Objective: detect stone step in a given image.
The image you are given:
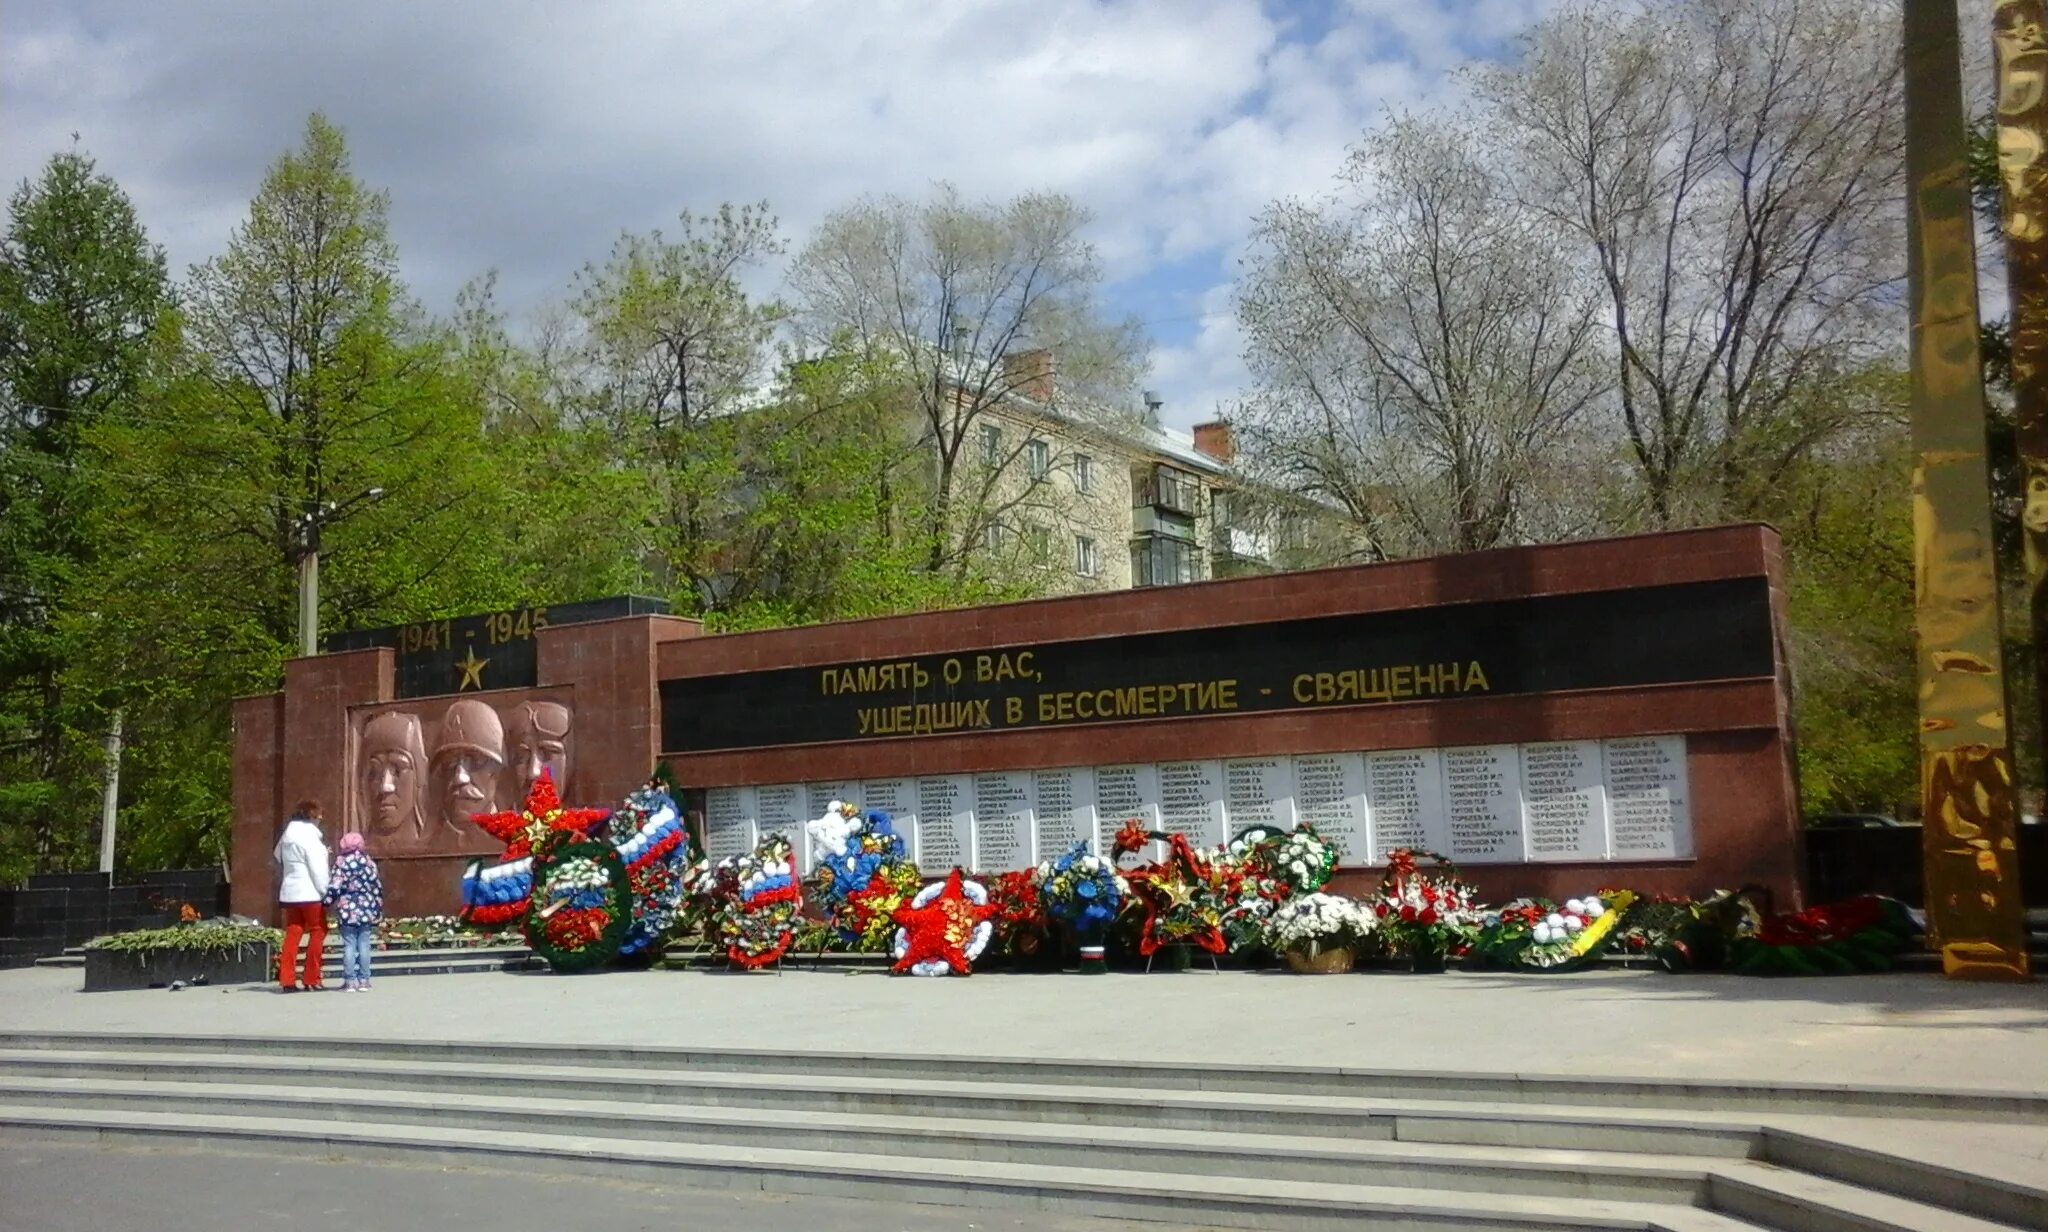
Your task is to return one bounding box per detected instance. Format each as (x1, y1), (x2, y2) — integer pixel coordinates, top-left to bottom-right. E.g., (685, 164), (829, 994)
(0, 1049), (1765, 1152)
(0, 1104), (1775, 1232)
(1, 1030), (2032, 1124)
(0, 1075), (1718, 1205)
(0, 1047), (2035, 1232)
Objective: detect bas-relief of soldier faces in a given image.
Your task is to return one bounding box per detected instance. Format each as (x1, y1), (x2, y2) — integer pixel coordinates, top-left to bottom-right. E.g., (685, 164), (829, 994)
(355, 697), (573, 853)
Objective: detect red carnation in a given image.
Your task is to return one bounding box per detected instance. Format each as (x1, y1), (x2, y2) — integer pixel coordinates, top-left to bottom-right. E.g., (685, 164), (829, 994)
(1420, 906), (1439, 925)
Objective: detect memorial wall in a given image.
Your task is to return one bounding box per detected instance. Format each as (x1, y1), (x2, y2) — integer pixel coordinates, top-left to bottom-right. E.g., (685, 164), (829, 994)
(232, 522), (1803, 919)
(656, 523), (1802, 907)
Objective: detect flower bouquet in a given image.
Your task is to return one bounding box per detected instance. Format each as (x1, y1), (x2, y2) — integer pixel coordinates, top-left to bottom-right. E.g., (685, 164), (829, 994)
(985, 869), (1054, 966)
(1246, 824), (1340, 899)
(1374, 848), (1483, 972)
(1033, 841), (1128, 973)
(805, 803), (920, 952)
(1601, 892), (1703, 970)
(1265, 893), (1376, 973)
(1473, 891), (1634, 972)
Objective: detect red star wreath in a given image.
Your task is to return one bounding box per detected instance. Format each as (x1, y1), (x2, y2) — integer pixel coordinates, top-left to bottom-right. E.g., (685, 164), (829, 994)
(472, 768), (611, 862)
(889, 869), (996, 976)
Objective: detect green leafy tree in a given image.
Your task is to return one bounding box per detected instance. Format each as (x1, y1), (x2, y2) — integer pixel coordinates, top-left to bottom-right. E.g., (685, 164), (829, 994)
(72, 114), (525, 869)
(0, 148), (168, 879)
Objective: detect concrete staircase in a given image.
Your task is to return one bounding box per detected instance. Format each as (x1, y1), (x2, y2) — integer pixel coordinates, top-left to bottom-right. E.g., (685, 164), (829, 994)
(0, 1032), (2037, 1232)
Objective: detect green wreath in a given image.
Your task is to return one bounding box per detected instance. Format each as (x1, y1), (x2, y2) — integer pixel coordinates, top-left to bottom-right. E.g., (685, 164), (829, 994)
(525, 838), (632, 973)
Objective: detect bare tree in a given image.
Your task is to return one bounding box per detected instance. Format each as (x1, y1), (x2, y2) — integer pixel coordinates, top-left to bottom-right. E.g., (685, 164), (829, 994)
(1235, 115), (1607, 556)
(553, 203), (786, 607)
(789, 184), (1144, 575)
(1475, 0), (1904, 524)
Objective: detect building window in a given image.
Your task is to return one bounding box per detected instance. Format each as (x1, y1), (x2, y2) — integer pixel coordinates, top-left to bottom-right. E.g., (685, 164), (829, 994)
(1131, 533), (1202, 587)
(1026, 438), (1050, 481)
(983, 521), (1005, 552)
(1148, 464), (1201, 515)
(1074, 453), (1095, 494)
(980, 423), (1003, 466)
(1027, 522), (1051, 561)
(1074, 535), (1098, 578)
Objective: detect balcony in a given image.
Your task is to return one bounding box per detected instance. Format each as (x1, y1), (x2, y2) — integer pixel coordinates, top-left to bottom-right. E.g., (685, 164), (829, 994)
(1136, 463), (1202, 517)
(1131, 532), (1205, 587)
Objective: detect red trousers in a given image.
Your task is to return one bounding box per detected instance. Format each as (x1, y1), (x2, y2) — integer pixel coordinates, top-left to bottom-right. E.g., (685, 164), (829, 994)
(279, 902), (326, 988)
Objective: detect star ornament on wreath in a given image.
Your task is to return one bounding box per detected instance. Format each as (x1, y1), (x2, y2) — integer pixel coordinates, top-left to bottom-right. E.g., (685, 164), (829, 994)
(471, 768), (610, 862)
(889, 869), (996, 976)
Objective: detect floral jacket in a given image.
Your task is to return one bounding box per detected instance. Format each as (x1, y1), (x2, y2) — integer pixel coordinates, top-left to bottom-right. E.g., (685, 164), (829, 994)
(326, 850), (384, 928)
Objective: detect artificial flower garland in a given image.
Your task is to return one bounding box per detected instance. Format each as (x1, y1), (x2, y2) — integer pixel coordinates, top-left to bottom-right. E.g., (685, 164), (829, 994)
(1474, 891), (1635, 971)
(805, 803), (920, 951)
(889, 869), (996, 976)
(1033, 841), (1128, 971)
(1112, 820), (1237, 956)
(523, 836), (631, 973)
(460, 770), (611, 930)
(606, 785), (694, 957)
(720, 835), (802, 970)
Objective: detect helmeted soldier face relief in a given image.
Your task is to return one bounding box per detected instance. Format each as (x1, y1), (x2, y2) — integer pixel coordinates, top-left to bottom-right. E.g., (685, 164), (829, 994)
(359, 711), (427, 840)
(507, 700), (571, 804)
(431, 699), (505, 830)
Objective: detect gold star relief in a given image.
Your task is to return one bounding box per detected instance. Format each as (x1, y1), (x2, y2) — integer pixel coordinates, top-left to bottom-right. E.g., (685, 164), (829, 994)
(455, 647), (488, 691)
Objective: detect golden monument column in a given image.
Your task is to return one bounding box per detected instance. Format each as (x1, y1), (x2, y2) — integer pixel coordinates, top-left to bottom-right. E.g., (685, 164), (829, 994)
(1904, 0), (2031, 980)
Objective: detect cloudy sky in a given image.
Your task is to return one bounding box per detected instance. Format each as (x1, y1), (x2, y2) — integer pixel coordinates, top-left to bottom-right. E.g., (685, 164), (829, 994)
(3, 0), (1551, 430)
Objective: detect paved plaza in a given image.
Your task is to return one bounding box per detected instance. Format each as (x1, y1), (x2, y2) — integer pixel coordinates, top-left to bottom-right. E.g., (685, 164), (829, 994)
(3, 963), (2043, 1093)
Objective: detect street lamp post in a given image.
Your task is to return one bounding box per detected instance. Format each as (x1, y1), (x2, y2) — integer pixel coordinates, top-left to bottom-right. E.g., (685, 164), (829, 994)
(294, 487), (384, 658)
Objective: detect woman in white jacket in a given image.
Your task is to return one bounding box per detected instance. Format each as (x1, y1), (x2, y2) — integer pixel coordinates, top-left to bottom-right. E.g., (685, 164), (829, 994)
(274, 799), (332, 991)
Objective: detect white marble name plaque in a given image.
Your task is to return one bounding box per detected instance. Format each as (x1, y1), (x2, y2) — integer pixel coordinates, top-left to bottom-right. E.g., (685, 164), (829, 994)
(1519, 741), (1609, 862)
(1603, 735), (1693, 859)
(752, 783), (807, 862)
(1291, 753), (1369, 865)
(1365, 748), (1448, 856)
(860, 777), (917, 832)
(1157, 759), (1226, 846)
(1442, 744), (1523, 864)
(703, 786), (756, 861)
(972, 770), (1036, 872)
(1031, 766), (1095, 860)
(1094, 763), (1161, 868)
(914, 774), (975, 871)
(1222, 757), (1297, 834)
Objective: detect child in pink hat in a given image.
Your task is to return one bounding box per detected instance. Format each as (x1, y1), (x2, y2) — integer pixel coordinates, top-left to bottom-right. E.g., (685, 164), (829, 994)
(326, 831), (384, 991)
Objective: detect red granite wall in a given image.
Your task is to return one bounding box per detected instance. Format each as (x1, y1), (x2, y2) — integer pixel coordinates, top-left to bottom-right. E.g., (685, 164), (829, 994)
(654, 524), (1806, 906)
(232, 526), (1806, 920)
(230, 615), (701, 921)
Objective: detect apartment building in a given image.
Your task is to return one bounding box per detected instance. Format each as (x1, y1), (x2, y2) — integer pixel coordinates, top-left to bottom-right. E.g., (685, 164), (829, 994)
(959, 349), (1347, 597)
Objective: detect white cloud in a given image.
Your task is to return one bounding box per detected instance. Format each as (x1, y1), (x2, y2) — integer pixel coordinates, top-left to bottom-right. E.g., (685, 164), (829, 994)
(0, 0), (1548, 426)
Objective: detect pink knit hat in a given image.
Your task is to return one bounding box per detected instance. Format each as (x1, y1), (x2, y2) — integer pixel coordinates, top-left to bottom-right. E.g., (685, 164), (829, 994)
(337, 831), (366, 855)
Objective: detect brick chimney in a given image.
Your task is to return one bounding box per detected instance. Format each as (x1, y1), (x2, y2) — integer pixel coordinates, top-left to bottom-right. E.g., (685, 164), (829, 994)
(1192, 418), (1236, 464)
(1001, 348), (1055, 402)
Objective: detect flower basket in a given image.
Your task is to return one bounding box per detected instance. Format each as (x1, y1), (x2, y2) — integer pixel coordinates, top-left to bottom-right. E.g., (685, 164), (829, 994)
(1285, 945), (1355, 974)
